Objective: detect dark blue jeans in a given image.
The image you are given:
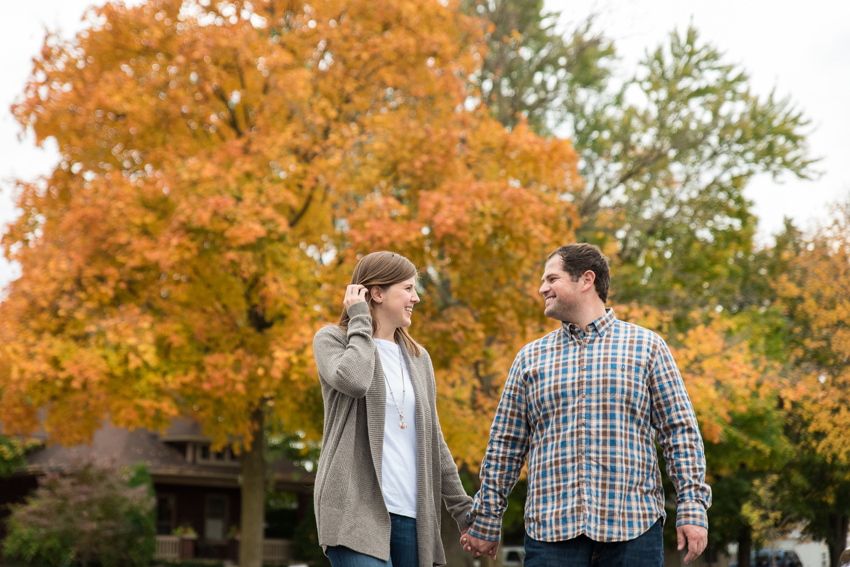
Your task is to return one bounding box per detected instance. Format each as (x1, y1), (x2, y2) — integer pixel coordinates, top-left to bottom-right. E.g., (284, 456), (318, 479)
(524, 519), (663, 567)
(326, 513), (418, 567)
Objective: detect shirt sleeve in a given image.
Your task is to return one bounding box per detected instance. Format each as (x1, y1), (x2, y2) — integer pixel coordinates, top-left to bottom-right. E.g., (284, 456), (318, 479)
(466, 351), (531, 542)
(647, 337), (712, 529)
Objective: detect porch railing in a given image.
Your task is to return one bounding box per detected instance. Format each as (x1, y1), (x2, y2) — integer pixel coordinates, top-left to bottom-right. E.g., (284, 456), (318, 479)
(154, 535), (181, 559)
(154, 535), (293, 563)
(263, 538), (293, 563)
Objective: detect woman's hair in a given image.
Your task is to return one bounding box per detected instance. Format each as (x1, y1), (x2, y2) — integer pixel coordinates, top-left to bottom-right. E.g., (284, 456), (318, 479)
(338, 251), (422, 356)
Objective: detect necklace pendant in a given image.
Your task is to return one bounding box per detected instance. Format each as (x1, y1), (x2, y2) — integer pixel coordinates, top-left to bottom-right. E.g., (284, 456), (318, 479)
(399, 418), (406, 430)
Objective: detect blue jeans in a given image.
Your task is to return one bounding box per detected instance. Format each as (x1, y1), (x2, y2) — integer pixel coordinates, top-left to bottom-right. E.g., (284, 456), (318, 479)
(326, 513), (418, 567)
(524, 519), (663, 567)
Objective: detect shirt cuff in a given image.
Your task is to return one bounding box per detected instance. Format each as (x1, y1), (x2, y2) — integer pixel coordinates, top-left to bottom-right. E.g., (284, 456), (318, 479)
(676, 502), (708, 529)
(465, 512), (502, 542)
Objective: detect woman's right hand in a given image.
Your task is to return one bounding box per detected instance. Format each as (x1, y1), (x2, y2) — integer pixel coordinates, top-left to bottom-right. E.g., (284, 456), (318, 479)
(343, 284), (368, 310)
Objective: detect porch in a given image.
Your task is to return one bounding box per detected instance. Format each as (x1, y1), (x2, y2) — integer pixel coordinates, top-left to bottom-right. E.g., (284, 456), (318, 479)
(155, 535), (293, 564)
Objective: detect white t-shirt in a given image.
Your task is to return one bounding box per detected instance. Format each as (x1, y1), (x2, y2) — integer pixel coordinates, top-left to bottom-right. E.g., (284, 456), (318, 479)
(374, 338), (418, 518)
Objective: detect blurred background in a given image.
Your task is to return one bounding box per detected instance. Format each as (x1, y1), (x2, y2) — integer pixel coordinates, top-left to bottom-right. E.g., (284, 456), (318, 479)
(0, 1), (849, 567)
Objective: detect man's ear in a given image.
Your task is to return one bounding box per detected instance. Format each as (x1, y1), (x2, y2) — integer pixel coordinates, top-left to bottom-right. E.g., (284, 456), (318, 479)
(580, 270), (596, 293)
(370, 286), (383, 304)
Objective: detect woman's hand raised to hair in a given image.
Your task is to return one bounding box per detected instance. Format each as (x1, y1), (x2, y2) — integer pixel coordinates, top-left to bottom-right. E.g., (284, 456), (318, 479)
(343, 285), (368, 310)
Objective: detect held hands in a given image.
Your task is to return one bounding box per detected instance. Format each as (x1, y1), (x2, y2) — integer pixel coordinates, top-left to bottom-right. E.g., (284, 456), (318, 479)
(460, 529), (499, 560)
(343, 284), (368, 310)
(677, 524), (708, 564)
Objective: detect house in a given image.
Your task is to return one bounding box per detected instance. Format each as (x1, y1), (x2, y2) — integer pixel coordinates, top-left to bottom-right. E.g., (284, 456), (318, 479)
(0, 419), (314, 564)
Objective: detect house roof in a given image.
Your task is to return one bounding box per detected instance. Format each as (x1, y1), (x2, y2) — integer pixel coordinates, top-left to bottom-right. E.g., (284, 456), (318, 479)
(21, 421), (313, 490)
(159, 418), (209, 441)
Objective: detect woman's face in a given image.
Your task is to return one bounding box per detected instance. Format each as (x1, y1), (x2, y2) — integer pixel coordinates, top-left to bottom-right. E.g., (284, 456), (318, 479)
(372, 276), (420, 331)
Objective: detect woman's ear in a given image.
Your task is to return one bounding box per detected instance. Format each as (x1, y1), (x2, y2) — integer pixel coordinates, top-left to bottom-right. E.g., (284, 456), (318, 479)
(370, 286), (383, 304)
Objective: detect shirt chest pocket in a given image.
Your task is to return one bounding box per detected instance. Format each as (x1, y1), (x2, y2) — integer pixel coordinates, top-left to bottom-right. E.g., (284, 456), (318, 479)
(591, 363), (648, 405)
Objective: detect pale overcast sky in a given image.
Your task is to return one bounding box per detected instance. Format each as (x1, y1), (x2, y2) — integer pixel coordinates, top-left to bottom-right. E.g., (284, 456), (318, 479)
(1, 0), (848, 288)
(547, 0), (850, 237)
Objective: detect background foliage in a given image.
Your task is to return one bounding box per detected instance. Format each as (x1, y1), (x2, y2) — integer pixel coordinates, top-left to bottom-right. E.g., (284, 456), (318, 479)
(0, 0), (847, 565)
(2, 462), (156, 567)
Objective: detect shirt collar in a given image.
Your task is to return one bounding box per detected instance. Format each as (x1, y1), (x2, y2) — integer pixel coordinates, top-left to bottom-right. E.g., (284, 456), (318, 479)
(561, 308), (617, 341)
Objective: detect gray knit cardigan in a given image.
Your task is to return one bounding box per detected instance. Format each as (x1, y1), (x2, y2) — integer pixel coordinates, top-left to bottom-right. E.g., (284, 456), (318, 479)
(312, 302), (473, 567)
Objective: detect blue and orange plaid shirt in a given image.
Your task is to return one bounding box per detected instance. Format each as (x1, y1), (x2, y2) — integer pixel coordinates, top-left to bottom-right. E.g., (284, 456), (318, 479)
(466, 308), (711, 543)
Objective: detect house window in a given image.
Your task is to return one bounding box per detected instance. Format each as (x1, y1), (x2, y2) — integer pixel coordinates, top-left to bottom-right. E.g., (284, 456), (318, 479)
(205, 495), (228, 541)
(156, 495), (176, 535)
(197, 444), (238, 465)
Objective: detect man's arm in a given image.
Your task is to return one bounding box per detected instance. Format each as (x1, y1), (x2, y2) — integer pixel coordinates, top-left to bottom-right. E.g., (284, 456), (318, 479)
(648, 337), (712, 541)
(465, 352), (532, 545)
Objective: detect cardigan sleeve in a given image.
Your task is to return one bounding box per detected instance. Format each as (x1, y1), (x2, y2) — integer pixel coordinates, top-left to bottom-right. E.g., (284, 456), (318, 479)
(439, 430), (474, 532)
(423, 350), (474, 531)
(312, 302), (376, 399)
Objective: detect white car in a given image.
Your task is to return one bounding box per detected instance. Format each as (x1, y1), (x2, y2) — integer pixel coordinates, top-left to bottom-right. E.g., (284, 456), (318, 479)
(502, 546), (525, 567)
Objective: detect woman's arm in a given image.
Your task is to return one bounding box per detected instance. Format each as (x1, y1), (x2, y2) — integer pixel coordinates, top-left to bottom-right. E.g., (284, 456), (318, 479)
(423, 351), (474, 531)
(313, 302), (376, 398)
(438, 429), (474, 532)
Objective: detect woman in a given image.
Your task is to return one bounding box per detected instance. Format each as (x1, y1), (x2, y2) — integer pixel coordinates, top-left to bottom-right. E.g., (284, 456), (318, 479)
(312, 251), (473, 567)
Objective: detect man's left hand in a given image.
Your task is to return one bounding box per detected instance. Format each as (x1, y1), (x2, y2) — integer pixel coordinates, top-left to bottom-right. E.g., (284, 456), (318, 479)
(677, 524), (707, 564)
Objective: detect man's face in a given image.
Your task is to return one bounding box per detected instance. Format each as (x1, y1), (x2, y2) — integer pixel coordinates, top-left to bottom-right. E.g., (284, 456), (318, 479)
(539, 256), (584, 322)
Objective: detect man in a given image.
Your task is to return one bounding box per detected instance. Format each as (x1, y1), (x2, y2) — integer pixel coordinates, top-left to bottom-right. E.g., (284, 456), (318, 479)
(461, 244), (711, 566)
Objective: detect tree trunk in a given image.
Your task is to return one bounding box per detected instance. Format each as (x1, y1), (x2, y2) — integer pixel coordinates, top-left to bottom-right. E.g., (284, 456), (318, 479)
(441, 504), (475, 567)
(239, 409), (266, 567)
(737, 524), (752, 567)
(827, 514), (849, 567)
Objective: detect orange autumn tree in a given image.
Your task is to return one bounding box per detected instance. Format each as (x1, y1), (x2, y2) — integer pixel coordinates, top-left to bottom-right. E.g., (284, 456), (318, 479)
(0, 0), (580, 563)
(775, 201), (850, 463)
(673, 315), (779, 445)
(772, 202), (850, 566)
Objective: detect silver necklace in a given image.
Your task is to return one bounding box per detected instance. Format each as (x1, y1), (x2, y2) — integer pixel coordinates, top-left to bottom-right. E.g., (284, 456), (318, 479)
(384, 343), (407, 429)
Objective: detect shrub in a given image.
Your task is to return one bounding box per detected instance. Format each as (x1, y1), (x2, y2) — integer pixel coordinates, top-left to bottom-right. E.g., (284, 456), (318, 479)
(291, 503), (330, 567)
(0, 435), (40, 478)
(2, 460), (156, 567)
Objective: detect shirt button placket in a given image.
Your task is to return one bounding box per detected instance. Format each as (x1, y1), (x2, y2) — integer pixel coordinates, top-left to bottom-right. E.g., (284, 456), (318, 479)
(579, 335), (591, 523)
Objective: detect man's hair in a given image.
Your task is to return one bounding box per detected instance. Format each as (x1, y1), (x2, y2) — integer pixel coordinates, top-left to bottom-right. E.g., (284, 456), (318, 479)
(337, 251), (421, 356)
(548, 243), (610, 303)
